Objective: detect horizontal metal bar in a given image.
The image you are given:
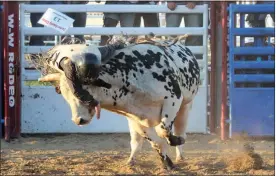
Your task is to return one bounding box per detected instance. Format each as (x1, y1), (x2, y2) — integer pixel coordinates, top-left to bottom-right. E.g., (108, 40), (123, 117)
(23, 45), (205, 54)
(23, 46), (53, 53)
(230, 4), (275, 13)
(23, 27), (206, 36)
(23, 45), (206, 68)
(23, 61), (36, 68)
(24, 71), (209, 82)
(21, 4), (208, 13)
(232, 61), (275, 69)
(23, 70), (41, 81)
(24, 68), (208, 81)
(233, 74), (275, 82)
(231, 28), (275, 36)
(231, 47), (275, 55)
(230, 87), (275, 90)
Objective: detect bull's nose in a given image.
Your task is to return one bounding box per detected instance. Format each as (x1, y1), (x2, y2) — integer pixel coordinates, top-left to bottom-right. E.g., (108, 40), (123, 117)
(79, 118), (86, 125)
(72, 117), (87, 126)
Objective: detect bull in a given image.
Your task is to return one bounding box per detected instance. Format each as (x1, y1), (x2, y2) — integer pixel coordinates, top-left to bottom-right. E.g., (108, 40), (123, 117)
(34, 38), (200, 170)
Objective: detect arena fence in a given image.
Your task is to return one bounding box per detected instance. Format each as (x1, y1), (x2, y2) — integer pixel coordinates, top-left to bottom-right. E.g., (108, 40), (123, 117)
(228, 3), (275, 137)
(5, 3), (209, 135)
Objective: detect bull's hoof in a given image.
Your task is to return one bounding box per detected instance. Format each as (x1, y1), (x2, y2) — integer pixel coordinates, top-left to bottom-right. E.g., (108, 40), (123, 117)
(125, 159), (135, 167)
(162, 155), (174, 170)
(167, 135), (185, 146)
(175, 156), (184, 163)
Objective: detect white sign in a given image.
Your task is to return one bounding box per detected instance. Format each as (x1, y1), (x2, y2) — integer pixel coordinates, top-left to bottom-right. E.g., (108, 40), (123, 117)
(38, 8), (74, 34)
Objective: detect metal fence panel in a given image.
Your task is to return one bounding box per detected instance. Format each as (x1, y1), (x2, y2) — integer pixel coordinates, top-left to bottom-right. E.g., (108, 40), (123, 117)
(229, 4), (275, 137)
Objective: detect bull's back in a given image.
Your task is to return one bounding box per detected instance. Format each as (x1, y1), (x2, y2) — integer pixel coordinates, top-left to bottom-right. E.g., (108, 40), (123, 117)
(101, 43), (200, 102)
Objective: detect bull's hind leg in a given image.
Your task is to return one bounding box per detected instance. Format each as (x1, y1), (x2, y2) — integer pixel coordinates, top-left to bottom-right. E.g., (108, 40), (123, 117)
(127, 119), (174, 170)
(126, 119), (144, 166)
(155, 96), (185, 146)
(174, 101), (192, 162)
(149, 140), (174, 170)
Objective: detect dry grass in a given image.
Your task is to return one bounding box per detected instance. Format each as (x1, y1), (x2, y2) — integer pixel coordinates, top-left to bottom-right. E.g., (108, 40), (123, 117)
(1, 134), (274, 175)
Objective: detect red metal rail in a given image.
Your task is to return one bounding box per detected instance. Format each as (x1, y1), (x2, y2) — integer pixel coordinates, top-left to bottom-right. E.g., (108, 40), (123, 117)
(209, 1), (217, 134)
(14, 1), (21, 139)
(3, 1), (10, 142)
(3, 1), (21, 141)
(220, 1), (229, 140)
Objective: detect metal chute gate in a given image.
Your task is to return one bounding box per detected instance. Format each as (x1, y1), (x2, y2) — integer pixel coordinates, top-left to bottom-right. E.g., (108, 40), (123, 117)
(1, 3), (209, 136)
(228, 3), (275, 137)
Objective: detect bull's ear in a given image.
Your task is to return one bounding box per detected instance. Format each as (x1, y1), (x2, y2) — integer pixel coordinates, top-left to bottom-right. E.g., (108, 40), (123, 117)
(38, 73), (61, 82)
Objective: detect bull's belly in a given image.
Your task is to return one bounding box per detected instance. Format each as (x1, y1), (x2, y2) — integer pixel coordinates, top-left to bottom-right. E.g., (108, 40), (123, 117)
(105, 102), (162, 128)
(126, 103), (162, 127)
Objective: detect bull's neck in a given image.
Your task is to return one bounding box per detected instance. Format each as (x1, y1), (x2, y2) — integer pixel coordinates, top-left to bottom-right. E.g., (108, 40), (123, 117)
(97, 70), (124, 89)
(88, 73), (127, 108)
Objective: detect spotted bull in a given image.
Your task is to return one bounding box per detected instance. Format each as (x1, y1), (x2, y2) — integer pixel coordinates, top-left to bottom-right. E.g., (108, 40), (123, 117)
(37, 40), (200, 169)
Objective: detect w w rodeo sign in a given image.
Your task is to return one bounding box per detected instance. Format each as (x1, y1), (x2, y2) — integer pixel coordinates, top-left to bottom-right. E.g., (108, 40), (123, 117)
(2, 1), (21, 141)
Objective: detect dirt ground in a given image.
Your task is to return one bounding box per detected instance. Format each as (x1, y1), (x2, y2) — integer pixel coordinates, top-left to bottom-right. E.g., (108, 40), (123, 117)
(1, 133), (274, 175)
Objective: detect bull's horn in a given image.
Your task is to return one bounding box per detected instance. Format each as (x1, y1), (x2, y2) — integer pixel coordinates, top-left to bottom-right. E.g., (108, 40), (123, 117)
(38, 73), (61, 82)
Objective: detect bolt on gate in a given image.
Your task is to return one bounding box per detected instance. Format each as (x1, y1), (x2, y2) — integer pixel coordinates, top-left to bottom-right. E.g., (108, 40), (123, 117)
(228, 4), (275, 137)
(19, 3), (209, 134)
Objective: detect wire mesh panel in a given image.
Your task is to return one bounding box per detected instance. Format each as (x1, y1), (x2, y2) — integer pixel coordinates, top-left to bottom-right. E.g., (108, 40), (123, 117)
(228, 4), (275, 137)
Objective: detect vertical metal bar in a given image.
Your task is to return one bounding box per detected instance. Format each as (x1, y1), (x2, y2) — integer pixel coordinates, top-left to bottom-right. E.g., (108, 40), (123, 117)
(9, 1), (20, 138)
(3, 1), (10, 142)
(55, 36), (58, 45)
(228, 4), (235, 139)
(20, 4), (25, 84)
(203, 4), (209, 134)
(240, 12), (246, 63)
(221, 1), (228, 140)
(240, 13), (245, 47)
(3, 1), (21, 140)
(210, 1), (217, 134)
(0, 1), (3, 138)
(14, 1), (21, 138)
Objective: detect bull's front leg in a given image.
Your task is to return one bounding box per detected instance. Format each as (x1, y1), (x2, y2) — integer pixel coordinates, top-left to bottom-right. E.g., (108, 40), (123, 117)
(126, 119), (144, 166)
(127, 119), (174, 170)
(155, 96), (185, 146)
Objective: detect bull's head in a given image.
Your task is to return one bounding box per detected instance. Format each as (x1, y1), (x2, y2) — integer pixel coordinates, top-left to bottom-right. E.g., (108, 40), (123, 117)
(38, 73), (96, 126)
(33, 41), (126, 126)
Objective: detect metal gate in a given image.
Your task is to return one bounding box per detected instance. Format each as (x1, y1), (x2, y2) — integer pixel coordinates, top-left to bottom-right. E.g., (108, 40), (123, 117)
(228, 4), (275, 137)
(20, 3), (209, 133)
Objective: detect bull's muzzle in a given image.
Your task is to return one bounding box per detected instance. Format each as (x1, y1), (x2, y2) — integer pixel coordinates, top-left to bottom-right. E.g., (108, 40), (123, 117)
(72, 117), (89, 126)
